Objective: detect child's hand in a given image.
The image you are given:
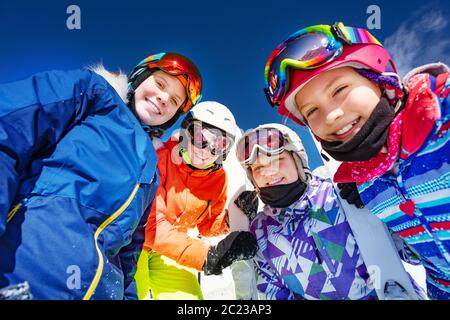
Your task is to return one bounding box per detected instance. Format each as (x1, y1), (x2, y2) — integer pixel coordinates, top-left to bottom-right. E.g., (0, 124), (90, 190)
(234, 190), (259, 221)
(337, 182), (364, 209)
(203, 231), (258, 276)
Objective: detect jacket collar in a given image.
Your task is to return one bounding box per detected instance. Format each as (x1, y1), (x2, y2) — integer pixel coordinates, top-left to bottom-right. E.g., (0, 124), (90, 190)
(263, 176), (321, 219)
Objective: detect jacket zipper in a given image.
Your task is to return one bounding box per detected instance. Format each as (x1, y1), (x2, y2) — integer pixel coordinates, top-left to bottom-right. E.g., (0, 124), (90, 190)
(7, 203), (23, 223)
(6, 197), (31, 223)
(83, 182), (141, 300)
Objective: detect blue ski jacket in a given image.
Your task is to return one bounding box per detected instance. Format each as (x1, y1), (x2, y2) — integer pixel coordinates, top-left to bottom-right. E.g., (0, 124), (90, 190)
(0, 69), (159, 299)
(357, 64), (450, 299)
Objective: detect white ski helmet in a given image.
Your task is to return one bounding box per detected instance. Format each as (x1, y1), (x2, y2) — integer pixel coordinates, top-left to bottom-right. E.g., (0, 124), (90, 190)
(236, 123), (311, 188)
(181, 101), (238, 161)
(182, 101), (237, 138)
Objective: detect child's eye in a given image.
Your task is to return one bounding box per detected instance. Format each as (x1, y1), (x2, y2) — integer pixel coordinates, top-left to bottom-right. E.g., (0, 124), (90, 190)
(332, 85), (347, 97)
(171, 97), (178, 106)
(305, 106), (317, 118)
(156, 81), (164, 89)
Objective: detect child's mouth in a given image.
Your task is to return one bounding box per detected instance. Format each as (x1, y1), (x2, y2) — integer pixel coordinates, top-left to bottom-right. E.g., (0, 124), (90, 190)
(334, 117), (361, 141)
(267, 177), (284, 186)
(146, 98), (161, 115)
(194, 150), (210, 161)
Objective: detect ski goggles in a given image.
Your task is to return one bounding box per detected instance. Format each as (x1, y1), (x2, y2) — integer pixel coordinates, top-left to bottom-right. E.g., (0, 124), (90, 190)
(236, 127), (286, 165)
(186, 121), (234, 155)
(264, 22), (381, 107)
(131, 53), (202, 112)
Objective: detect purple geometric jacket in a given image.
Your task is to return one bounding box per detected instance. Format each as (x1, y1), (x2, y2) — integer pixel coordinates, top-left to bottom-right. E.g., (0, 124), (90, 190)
(250, 176), (377, 300)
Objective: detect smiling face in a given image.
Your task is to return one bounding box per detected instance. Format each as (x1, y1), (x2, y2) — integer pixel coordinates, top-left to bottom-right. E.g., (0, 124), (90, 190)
(250, 151), (299, 188)
(134, 70), (187, 126)
(186, 138), (220, 168)
(294, 67), (382, 143)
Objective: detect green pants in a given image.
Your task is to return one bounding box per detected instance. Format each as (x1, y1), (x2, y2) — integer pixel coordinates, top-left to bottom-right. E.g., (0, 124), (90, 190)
(135, 250), (204, 300)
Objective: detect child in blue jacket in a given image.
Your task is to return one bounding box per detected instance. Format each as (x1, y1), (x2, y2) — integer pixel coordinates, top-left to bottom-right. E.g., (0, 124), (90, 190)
(0, 52), (202, 299)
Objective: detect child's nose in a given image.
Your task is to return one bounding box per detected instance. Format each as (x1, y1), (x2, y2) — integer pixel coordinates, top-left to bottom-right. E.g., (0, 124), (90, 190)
(325, 106), (344, 125)
(260, 164), (278, 176)
(157, 92), (170, 107)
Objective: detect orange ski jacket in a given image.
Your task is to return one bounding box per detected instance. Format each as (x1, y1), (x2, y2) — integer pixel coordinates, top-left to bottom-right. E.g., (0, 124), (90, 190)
(143, 137), (229, 270)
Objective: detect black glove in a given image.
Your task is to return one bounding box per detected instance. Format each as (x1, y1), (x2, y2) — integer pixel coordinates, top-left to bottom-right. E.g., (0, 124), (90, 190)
(234, 191), (259, 221)
(203, 231), (258, 276)
(337, 182), (364, 208)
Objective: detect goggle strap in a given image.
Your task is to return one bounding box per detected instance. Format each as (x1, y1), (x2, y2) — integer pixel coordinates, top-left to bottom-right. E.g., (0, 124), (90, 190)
(129, 67), (146, 81)
(333, 22), (381, 46)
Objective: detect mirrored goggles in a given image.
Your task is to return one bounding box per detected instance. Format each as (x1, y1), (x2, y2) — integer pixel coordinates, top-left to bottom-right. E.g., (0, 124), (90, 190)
(236, 127), (286, 164)
(187, 121), (233, 155)
(264, 22), (381, 107)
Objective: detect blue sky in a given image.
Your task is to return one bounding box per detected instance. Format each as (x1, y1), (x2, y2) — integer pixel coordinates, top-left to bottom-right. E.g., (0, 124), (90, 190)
(1, 0), (449, 169)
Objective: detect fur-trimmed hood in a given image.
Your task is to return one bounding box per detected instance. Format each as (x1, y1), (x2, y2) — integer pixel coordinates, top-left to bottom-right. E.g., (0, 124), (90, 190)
(88, 64), (129, 103)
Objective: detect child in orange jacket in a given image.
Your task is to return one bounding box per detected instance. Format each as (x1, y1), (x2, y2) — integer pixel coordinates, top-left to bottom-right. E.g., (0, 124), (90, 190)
(135, 101), (257, 299)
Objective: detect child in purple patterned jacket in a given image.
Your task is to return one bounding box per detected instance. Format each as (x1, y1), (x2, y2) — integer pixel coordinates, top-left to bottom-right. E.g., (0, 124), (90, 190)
(234, 123), (427, 300)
